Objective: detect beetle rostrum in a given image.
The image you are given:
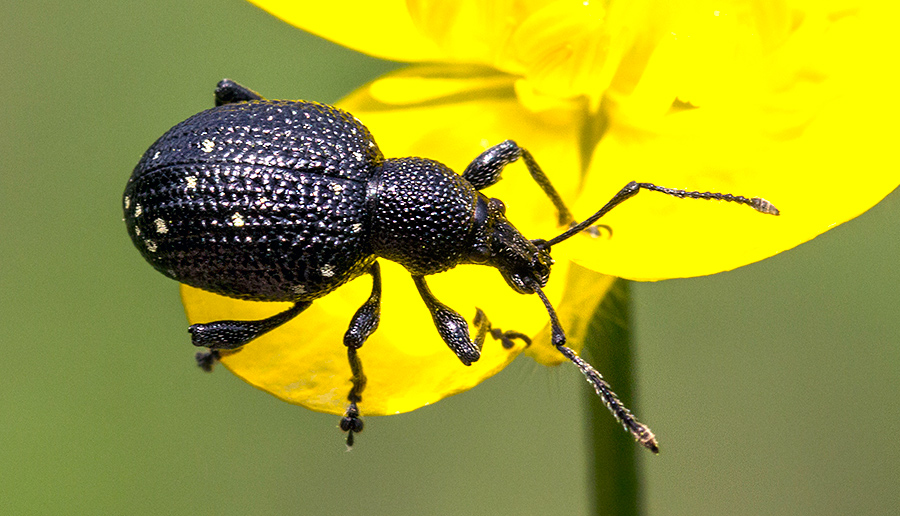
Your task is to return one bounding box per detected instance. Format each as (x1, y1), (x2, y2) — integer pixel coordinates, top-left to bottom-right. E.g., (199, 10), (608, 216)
(124, 79), (780, 451)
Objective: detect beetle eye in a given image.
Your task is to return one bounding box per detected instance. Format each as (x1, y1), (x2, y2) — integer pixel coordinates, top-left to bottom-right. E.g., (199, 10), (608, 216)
(470, 244), (491, 264)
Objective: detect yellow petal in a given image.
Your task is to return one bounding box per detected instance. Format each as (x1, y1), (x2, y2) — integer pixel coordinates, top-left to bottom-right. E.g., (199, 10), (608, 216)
(246, 0), (443, 61)
(565, 1), (899, 279)
(510, 0), (660, 104)
(407, 0), (671, 105)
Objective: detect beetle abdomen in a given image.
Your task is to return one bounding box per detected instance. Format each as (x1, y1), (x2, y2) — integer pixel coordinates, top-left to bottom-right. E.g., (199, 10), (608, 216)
(123, 100), (382, 301)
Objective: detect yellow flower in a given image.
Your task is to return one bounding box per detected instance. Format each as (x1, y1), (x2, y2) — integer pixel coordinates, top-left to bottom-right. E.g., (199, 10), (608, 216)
(183, 0), (898, 419)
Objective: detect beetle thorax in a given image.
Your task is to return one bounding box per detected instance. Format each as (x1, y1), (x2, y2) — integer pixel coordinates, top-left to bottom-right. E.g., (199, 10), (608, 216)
(368, 158), (479, 276)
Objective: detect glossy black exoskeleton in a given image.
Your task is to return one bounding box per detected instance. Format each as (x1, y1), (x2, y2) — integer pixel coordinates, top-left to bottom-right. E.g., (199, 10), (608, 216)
(124, 79), (780, 451)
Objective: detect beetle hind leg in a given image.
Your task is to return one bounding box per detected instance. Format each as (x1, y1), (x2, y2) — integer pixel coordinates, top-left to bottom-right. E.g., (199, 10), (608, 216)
(340, 262), (382, 448)
(189, 300), (310, 371)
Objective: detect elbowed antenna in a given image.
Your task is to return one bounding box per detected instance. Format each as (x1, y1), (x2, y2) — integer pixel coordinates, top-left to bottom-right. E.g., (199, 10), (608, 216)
(528, 280), (659, 453)
(539, 181), (780, 249)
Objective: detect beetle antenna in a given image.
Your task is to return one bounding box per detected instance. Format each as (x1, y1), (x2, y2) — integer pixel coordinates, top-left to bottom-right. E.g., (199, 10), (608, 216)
(539, 181), (779, 249)
(529, 281), (659, 453)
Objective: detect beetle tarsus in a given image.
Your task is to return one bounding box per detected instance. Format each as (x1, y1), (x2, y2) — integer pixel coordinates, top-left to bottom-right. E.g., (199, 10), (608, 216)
(473, 308), (532, 349)
(346, 346), (367, 404)
(340, 401), (364, 449)
(340, 350), (366, 449)
(195, 349), (221, 372)
(490, 328), (531, 349)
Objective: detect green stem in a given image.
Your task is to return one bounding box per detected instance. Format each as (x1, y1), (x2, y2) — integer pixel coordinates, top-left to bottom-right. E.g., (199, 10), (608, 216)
(583, 279), (644, 516)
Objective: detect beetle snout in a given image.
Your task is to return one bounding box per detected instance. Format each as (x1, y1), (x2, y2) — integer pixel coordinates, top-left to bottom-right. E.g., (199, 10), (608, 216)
(497, 249), (553, 295)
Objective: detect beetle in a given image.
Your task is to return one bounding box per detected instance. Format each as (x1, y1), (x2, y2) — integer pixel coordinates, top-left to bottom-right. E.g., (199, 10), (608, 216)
(124, 79), (779, 451)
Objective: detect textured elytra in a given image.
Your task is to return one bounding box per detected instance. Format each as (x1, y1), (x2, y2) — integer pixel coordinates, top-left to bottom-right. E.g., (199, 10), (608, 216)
(124, 100), (382, 301)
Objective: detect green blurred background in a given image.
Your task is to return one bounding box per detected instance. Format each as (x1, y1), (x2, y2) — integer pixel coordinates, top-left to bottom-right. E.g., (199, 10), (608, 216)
(3, 1), (898, 514)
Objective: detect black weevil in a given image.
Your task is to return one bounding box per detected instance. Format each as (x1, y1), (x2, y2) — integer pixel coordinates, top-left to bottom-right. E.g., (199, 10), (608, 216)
(124, 79), (779, 451)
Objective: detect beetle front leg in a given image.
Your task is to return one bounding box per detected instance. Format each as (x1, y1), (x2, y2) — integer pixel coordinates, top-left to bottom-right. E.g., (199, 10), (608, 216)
(473, 308), (532, 350)
(340, 262), (381, 448)
(412, 275), (488, 366)
(214, 79), (265, 106)
(462, 140), (574, 226)
(190, 300), (310, 371)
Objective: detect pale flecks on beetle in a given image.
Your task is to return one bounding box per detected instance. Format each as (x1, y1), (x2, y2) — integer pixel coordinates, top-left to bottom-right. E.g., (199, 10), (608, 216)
(124, 79), (780, 453)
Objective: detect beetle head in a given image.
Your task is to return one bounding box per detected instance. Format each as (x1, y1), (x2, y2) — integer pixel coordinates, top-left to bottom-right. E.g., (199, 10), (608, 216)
(466, 195), (553, 294)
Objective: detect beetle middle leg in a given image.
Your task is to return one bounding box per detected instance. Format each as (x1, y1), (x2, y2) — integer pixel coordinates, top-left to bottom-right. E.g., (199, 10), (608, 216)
(340, 261), (382, 447)
(462, 140), (575, 226)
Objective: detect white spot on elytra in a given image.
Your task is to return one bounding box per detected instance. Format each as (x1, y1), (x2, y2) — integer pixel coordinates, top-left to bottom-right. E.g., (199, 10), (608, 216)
(201, 139), (215, 153)
(154, 218), (168, 234)
(350, 223), (362, 233)
(134, 204), (142, 217)
(145, 239), (157, 252)
(330, 183), (344, 193)
(152, 151), (160, 160)
(134, 226), (141, 236)
(231, 212), (245, 227)
(292, 284), (307, 295)
(352, 151), (363, 161)
(320, 265), (335, 277)
(185, 176), (198, 189)
(124, 196), (131, 209)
